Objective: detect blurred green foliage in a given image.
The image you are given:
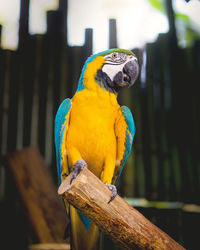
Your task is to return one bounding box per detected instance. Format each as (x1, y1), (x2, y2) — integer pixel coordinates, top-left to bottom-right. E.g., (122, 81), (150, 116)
(148, 0), (165, 13)
(148, 0), (200, 47)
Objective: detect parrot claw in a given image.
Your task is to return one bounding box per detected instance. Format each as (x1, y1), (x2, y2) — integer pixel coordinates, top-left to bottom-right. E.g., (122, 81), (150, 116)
(106, 183), (117, 204)
(70, 159), (87, 185)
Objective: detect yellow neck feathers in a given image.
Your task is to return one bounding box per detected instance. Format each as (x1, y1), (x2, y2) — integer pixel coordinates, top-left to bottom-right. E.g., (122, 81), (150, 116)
(84, 56), (105, 80)
(83, 56), (105, 91)
(81, 55), (118, 103)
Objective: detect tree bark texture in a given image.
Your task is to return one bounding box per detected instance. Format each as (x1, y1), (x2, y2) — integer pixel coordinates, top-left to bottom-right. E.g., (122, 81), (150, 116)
(58, 167), (185, 250)
(3, 147), (68, 243)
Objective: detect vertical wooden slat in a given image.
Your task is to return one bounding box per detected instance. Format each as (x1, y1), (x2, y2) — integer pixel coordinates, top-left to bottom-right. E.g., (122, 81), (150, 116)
(109, 19), (117, 49)
(182, 47), (200, 204)
(141, 87), (153, 200)
(177, 49), (193, 202)
(156, 34), (171, 201)
(65, 47), (74, 98)
(21, 37), (36, 147)
(140, 42), (160, 200)
(161, 34), (177, 201)
(0, 49), (6, 153)
(37, 34), (49, 157)
(7, 51), (20, 152)
(18, 0), (30, 48)
(69, 46), (83, 95)
(170, 45), (193, 203)
(132, 47), (149, 198)
(192, 41), (200, 203)
(131, 84), (146, 198)
(58, 0), (68, 46)
(0, 47), (6, 204)
(142, 44), (159, 201)
(0, 24), (2, 48)
(46, 5), (67, 110)
(82, 28), (93, 63)
(147, 46), (161, 201)
(18, 0), (35, 148)
(164, 0), (177, 47)
(1, 51), (11, 154)
(30, 35), (42, 148)
(58, 0), (68, 101)
(47, 10), (63, 178)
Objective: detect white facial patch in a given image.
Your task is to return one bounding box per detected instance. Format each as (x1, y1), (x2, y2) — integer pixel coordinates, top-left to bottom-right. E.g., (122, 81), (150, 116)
(102, 55), (137, 81)
(102, 63), (124, 81)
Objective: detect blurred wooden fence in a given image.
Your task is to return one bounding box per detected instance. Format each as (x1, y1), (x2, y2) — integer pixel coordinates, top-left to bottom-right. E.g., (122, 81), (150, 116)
(0, 0), (200, 249)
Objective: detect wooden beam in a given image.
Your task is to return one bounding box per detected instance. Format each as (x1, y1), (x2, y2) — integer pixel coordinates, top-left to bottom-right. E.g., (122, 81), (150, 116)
(0, 24), (2, 47)
(109, 19), (117, 49)
(3, 147), (68, 243)
(83, 28), (93, 62)
(58, 167), (185, 250)
(18, 0), (30, 48)
(29, 243), (70, 250)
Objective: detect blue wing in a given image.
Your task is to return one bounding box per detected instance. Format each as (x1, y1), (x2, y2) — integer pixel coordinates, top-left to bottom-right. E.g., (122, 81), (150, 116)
(116, 106), (135, 181)
(54, 98), (72, 184)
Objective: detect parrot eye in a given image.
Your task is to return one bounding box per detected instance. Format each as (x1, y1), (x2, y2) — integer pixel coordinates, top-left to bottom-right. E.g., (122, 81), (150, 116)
(104, 51), (127, 65)
(112, 52), (118, 59)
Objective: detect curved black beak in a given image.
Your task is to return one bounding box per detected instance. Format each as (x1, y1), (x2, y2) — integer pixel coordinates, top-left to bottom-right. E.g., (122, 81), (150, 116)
(123, 59), (139, 87)
(113, 59), (139, 88)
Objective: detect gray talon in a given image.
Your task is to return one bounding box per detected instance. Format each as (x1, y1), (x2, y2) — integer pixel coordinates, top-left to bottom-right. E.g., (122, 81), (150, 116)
(70, 159), (87, 185)
(106, 183), (117, 204)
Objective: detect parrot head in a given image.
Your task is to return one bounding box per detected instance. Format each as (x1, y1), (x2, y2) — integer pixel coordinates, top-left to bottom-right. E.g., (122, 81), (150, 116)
(77, 48), (139, 94)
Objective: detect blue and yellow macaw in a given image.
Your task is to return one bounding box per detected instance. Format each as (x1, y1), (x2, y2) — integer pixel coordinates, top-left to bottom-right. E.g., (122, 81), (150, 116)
(55, 48), (139, 250)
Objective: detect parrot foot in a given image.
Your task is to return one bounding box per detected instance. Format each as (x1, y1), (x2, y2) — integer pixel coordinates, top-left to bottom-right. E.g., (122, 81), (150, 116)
(106, 183), (117, 204)
(70, 159), (87, 185)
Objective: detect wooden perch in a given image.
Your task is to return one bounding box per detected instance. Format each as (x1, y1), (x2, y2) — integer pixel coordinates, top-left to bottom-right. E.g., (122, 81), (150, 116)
(3, 147), (68, 243)
(58, 167), (185, 250)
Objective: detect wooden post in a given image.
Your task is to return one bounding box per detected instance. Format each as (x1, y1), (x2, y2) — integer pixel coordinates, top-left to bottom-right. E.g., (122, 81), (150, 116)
(82, 28), (93, 63)
(164, 0), (177, 47)
(18, 0), (30, 48)
(109, 19), (117, 49)
(0, 24), (2, 47)
(7, 51), (20, 152)
(58, 168), (185, 250)
(3, 147), (68, 243)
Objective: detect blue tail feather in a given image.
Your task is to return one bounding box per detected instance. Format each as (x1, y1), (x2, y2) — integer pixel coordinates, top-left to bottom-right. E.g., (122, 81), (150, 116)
(78, 211), (92, 231)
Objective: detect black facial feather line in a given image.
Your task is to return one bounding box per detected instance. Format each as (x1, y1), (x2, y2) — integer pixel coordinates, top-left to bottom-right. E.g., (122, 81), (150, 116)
(95, 69), (120, 94)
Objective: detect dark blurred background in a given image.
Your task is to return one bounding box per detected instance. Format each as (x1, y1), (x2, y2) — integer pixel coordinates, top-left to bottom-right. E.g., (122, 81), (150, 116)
(0, 0), (200, 249)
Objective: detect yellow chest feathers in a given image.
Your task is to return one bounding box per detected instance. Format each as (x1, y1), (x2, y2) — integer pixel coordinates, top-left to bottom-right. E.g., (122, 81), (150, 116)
(69, 89), (119, 144)
(66, 89), (120, 175)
